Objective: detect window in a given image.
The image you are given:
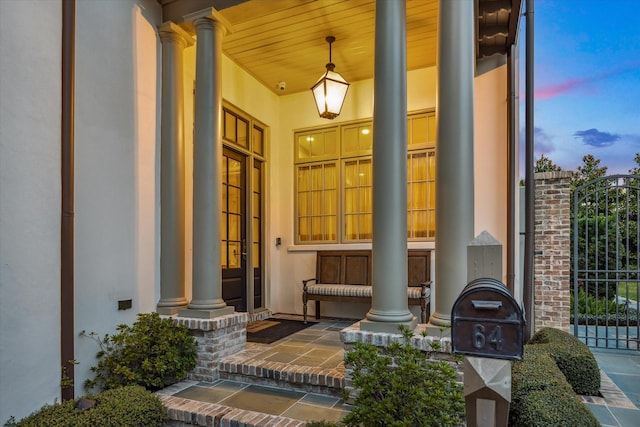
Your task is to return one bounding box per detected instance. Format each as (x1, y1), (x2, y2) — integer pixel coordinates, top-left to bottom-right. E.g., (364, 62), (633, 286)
(224, 109), (249, 149)
(294, 111), (436, 244)
(344, 158), (372, 241)
(407, 151), (436, 238)
(296, 162), (338, 242)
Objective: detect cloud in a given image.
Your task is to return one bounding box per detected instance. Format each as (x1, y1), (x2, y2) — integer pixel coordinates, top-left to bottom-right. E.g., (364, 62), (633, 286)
(534, 64), (640, 100)
(534, 127), (555, 153)
(573, 128), (620, 147)
(518, 126), (555, 153)
(536, 78), (584, 100)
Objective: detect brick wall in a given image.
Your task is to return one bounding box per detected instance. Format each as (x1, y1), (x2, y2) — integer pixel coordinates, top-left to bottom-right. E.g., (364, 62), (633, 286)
(340, 323), (461, 400)
(172, 312), (249, 382)
(533, 171), (572, 332)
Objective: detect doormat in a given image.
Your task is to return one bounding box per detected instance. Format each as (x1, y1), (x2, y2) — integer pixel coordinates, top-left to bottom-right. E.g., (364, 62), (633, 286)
(246, 318), (316, 344)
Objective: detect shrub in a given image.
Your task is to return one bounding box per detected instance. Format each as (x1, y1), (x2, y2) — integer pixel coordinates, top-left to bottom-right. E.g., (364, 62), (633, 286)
(528, 327), (601, 395)
(510, 346), (599, 427)
(570, 288), (638, 326)
(511, 345), (573, 400)
(10, 385), (167, 427)
(342, 326), (464, 427)
(512, 388), (599, 427)
(83, 312), (197, 391)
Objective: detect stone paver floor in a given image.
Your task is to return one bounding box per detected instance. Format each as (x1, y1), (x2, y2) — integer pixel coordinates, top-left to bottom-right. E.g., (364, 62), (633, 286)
(160, 315), (640, 426)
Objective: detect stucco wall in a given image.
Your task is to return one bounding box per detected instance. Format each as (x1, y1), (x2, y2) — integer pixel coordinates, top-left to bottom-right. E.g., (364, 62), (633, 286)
(0, 0), (62, 422)
(474, 64), (509, 283)
(73, 0), (162, 398)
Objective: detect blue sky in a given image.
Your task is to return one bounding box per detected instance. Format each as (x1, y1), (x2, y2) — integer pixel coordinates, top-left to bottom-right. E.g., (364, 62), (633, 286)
(521, 0), (640, 174)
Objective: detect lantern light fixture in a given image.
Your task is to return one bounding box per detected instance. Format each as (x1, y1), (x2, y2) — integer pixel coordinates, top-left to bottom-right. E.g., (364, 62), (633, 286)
(311, 36), (350, 120)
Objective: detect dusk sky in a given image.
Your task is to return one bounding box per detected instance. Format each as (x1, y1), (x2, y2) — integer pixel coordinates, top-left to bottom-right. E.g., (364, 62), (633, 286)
(522, 0), (640, 175)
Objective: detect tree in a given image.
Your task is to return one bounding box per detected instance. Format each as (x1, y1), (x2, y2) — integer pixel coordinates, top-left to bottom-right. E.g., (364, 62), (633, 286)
(535, 154), (562, 173)
(570, 154), (607, 189)
(629, 153), (640, 176)
(520, 154), (563, 186)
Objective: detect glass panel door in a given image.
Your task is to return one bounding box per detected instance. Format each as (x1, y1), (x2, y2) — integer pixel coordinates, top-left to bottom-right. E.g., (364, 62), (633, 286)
(222, 149), (247, 311)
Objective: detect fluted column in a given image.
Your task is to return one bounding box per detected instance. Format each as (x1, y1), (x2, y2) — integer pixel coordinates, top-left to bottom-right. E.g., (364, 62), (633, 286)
(157, 22), (192, 314)
(429, 0), (475, 327)
(361, 0), (416, 333)
(181, 14), (233, 318)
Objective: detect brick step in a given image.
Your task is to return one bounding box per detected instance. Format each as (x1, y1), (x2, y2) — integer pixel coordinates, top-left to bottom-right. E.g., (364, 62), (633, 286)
(158, 390), (308, 427)
(217, 351), (345, 398)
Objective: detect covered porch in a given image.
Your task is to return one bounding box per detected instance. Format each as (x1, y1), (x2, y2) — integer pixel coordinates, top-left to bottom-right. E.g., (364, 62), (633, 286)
(155, 0), (523, 332)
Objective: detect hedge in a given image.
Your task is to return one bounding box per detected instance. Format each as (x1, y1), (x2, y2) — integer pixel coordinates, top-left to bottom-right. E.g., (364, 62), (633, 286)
(528, 327), (601, 395)
(510, 344), (599, 427)
(11, 385), (167, 427)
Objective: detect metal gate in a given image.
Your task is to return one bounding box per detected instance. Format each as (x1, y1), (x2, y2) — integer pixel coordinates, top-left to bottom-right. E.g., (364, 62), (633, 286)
(572, 175), (639, 349)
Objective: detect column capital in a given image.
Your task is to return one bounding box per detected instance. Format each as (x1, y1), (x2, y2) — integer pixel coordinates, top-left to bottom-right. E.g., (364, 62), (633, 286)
(158, 21), (194, 47)
(184, 7), (233, 36)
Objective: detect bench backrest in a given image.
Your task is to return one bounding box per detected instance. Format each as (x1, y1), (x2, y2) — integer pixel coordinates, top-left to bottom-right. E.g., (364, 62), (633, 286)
(316, 250), (431, 286)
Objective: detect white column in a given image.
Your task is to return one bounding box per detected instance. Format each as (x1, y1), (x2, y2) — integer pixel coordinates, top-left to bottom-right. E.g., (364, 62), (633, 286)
(429, 0), (476, 327)
(361, 0), (416, 333)
(157, 22), (192, 314)
(182, 15), (233, 318)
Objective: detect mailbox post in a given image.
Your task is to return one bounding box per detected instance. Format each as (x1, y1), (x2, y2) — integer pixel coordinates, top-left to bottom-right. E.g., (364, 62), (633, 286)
(451, 232), (524, 427)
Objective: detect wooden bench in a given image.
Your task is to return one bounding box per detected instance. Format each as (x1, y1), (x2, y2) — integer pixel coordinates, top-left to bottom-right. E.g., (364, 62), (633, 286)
(302, 250), (431, 323)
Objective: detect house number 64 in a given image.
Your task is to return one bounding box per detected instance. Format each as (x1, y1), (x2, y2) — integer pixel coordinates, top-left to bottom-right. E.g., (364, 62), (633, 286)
(473, 324), (504, 351)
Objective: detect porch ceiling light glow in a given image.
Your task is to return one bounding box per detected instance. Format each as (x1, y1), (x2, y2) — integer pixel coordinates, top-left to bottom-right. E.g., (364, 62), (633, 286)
(311, 36), (349, 120)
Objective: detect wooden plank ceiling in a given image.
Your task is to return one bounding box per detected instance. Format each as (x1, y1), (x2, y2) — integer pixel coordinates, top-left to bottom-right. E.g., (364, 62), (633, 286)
(189, 0), (521, 95)
(218, 0), (438, 95)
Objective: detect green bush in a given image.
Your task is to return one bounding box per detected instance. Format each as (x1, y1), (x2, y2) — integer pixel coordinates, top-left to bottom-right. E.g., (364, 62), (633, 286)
(512, 388), (599, 427)
(570, 288), (638, 326)
(10, 385), (167, 427)
(342, 326), (464, 427)
(83, 312), (197, 391)
(510, 346), (599, 427)
(511, 345), (573, 400)
(528, 327), (601, 395)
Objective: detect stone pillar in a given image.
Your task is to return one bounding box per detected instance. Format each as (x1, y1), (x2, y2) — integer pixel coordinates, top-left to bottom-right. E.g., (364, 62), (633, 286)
(181, 12), (233, 318)
(157, 22), (192, 315)
(429, 0), (475, 328)
(362, 0), (415, 333)
(534, 171), (572, 331)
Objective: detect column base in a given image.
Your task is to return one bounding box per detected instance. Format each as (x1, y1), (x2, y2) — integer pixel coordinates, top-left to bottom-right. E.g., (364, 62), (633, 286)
(428, 310), (451, 326)
(360, 317), (417, 334)
(178, 306), (235, 319)
(156, 305), (188, 315)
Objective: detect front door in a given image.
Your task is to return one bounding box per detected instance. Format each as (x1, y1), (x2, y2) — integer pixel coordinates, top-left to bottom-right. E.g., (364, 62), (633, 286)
(222, 148), (247, 311)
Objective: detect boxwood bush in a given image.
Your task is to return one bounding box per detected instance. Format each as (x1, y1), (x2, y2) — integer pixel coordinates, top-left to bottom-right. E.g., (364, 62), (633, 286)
(528, 327), (601, 395)
(83, 312), (197, 391)
(510, 345), (599, 427)
(9, 385), (167, 427)
(342, 326), (464, 427)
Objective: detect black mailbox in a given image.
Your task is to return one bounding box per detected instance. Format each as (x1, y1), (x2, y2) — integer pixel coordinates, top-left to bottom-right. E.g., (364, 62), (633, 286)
(451, 278), (524, 360)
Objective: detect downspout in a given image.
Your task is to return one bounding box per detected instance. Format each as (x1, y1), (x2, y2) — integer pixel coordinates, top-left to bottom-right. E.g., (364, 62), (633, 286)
(523, 0), (535, 342)
(61, 0), (75, 401)
(507, 44), (516, 293)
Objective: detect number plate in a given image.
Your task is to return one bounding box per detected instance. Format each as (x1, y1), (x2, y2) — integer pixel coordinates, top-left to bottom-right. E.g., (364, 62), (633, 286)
(452, 319), (522, 360)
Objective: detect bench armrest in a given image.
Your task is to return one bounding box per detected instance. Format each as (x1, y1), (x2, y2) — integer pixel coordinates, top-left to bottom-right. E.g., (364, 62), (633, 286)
(419, 281), (432, 298)
(302, 277), (318, 291)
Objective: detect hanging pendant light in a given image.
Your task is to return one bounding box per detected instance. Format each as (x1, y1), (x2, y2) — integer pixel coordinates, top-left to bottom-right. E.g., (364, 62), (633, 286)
(311, 36), (350, 119)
